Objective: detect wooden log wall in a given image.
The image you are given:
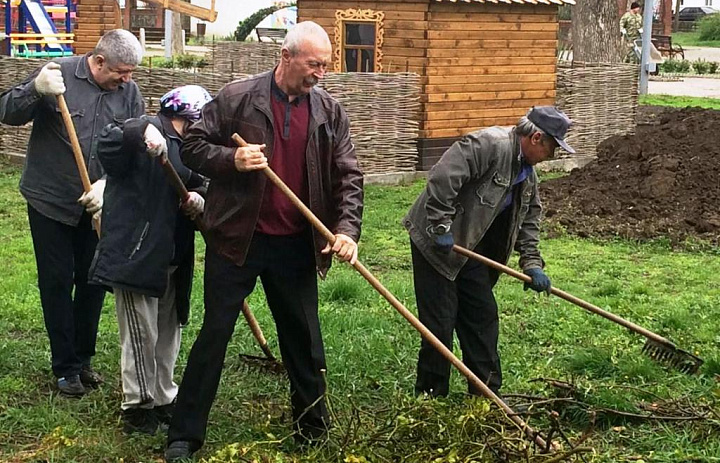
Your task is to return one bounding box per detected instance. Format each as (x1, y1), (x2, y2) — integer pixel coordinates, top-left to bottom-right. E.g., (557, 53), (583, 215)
(75, 0), (121, 54)
(298, 0), (429, 75)
(422, 2), (558, 140)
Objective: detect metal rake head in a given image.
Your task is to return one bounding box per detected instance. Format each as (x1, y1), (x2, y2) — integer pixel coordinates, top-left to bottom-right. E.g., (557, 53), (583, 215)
(642, 339), (703, 375)
(238, 353), (286, 376)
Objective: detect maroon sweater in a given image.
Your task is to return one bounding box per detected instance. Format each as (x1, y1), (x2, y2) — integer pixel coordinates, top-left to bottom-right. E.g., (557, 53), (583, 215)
(255, 77), (310, 235)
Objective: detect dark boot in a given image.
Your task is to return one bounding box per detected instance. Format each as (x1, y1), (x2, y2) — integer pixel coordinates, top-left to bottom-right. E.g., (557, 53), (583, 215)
(122, 408), (159, 435)
(154, 402), (175, 425)
(79, 365), (103, 388)
(57, 375), (86, 397)
(164, 440), (198, 462)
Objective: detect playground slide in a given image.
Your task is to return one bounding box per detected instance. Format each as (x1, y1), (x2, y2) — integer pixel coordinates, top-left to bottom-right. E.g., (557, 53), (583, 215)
(20, 0), (63, 51)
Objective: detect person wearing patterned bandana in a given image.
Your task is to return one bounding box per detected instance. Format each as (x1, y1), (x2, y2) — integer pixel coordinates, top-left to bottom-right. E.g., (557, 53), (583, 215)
(89, 85), (211, 435)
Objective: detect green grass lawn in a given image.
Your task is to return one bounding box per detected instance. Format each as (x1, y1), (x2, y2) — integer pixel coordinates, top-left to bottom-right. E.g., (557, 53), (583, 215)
(0, 164), (718, 462)
(640, 93), (720, 110)
(672, 31), (720, 48)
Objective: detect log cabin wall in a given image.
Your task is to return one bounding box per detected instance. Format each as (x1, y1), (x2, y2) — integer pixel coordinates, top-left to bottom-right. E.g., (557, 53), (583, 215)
(297, 0), (429, 75)
(75, 0), (121, 54)
(420, 2), (558, 168)
(297, 0), (562, 170)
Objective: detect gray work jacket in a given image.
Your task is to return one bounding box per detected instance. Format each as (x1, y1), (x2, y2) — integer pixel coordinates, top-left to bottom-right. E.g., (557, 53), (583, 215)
(404, 126), (544, 281)
(0, 54), (145, 226)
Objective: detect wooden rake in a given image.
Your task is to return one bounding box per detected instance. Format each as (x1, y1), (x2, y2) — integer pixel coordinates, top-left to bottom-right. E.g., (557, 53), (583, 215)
(232, 133), (555, 452)
(56, 94), (101, 236)
(452, 245), (703, 375)
(154, 150), (283, 374)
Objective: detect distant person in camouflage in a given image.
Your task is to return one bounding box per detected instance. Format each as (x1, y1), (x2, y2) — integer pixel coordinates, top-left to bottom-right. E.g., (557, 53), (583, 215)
(621, 2), (643, 63)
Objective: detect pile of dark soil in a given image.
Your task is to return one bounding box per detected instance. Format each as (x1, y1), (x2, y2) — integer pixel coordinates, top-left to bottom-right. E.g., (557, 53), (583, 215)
(540, 106), (720, 245)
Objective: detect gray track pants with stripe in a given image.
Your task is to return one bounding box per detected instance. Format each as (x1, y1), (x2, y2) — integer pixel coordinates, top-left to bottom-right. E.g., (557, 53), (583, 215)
(114, 268), (181, 410)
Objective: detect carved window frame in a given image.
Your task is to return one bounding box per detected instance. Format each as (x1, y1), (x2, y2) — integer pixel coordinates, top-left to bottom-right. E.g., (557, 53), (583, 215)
(333, 8), (385, 73)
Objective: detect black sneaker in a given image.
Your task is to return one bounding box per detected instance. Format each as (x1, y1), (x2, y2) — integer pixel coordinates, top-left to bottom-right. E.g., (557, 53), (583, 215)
(79, 365), (103, 388)
(154, 402), (175, 425)
(122, 408), (160, 435)
(57, 375), (86, 397)
(164, 440), (197, 462)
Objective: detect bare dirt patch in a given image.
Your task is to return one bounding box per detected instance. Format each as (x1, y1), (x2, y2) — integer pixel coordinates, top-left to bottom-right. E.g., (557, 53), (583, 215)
(541, 106), (720, 246)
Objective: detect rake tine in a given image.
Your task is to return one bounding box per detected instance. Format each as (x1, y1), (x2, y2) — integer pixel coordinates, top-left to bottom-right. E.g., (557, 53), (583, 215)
(237, 354), (287, 376)
(451, 245), (705, 376)
(642, 339), (703, 375)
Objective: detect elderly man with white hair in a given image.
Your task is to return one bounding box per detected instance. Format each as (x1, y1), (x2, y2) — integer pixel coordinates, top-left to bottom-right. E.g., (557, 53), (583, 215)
(0, 29), (145, 397)
(164, 20), (363, 461)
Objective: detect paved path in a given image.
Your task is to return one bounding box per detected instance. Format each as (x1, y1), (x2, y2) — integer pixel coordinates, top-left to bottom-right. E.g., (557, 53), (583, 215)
(647, 46), (720, 98)
(682, 46), (720, 62)
(649, 76), (720, 98)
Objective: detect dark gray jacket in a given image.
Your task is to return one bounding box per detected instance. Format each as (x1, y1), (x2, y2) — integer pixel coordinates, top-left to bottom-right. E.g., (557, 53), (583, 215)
(0, 54), (144, 226)
(89, 114), (204, 324)
(404, 126), (544, 281)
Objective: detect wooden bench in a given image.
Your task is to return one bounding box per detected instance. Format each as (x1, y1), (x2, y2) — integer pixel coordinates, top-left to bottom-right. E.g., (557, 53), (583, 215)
(651, 35), (685, 60)
(255, 27), (287, 43)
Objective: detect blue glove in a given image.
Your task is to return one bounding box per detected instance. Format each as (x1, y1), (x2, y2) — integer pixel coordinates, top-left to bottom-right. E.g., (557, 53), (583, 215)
(523, 268), (551, 295)
(432, 232), (454, 254)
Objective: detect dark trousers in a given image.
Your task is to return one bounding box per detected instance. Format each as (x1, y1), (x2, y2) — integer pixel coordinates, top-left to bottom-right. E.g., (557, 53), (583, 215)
(412, 241), (502, 397)
(27, 204), (105, 378)
(168, 232), (328, 448)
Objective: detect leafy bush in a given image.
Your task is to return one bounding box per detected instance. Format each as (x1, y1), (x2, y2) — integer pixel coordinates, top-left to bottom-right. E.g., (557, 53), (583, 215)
(676, 59), (692, 73)
(660, 59), (678, 73)
(693, 58), (711, 74)
(698, 13), (720, 41)
(709, 61), (720, 73)
(660, 58), (692, 73)
(174, 53), (198, 70)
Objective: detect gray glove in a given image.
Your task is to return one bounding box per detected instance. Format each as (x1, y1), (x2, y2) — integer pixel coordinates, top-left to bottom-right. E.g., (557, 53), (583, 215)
(181, 191), (204, 220)
(35, 62), (66, 96)
(78, 179), (106, 215)
(144, 124), (167, 158)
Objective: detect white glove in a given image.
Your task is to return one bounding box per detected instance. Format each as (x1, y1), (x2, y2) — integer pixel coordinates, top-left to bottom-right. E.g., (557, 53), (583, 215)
(181, 191), (204, 219)
(78, 179), (106, 214)
(144, 124), (167, 157)
(34, 62), (66, 96)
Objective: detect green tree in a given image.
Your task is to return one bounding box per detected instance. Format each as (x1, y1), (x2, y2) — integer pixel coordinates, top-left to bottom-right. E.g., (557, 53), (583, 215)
(234, 3), (297, 41)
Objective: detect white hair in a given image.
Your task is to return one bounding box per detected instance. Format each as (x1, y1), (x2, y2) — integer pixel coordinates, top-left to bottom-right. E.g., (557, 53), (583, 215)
(93, 29), (143, 66)
(282, 21), (330, 56)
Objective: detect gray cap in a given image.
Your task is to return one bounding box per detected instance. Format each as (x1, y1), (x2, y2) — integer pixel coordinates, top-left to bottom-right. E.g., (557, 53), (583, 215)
(527, 106), (575, 154)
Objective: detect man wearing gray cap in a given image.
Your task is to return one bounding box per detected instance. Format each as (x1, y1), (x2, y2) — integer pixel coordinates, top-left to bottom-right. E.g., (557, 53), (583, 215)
(403, 106), (574, 398)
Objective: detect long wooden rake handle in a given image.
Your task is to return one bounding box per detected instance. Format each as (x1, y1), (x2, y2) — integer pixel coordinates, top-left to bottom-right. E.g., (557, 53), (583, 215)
(452, 245), (677, 349)
(155, 153), (276, 361)
(56, 94), (101, 237)
(232, 133), (552, 451)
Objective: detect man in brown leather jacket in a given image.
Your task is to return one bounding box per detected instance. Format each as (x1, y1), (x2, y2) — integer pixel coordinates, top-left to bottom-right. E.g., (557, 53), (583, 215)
(165, 21), (363, 461)
(404, 107), (574, 399)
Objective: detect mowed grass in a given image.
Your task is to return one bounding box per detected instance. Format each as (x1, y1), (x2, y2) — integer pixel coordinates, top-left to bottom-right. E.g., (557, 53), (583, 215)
(639, 94), (720, 110)
(0, 163), (718, 462)
(672, 31), (720, 48)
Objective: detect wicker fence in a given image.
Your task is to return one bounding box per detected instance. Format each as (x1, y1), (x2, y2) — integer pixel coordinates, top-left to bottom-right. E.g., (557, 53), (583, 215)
(555, 61), (639, 161)
(0, 55), (420, 174)
(205, 41), (281, 76)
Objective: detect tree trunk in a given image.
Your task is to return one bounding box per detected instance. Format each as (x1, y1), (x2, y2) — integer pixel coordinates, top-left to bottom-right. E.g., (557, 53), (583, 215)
(571, 0), (623, 63)
(171, 11), (183, 55)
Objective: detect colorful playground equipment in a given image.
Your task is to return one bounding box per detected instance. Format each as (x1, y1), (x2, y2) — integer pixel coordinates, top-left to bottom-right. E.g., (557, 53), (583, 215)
(2, 0), (74, 57)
